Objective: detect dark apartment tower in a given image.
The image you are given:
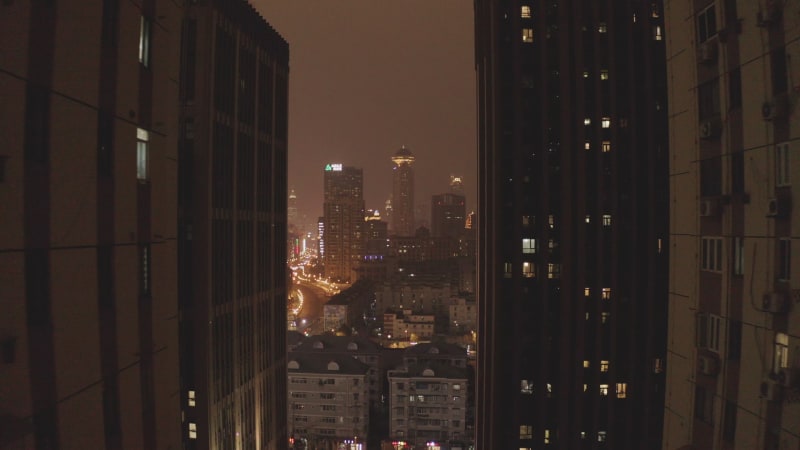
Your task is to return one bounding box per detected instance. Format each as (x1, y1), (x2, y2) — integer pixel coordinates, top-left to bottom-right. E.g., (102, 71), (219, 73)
(178, 1), (289, 449)
(1, 1), (183, 448)
(391, 146), (416, 236)
(475, 1), (669, 449)
(431, 193), (467, 239)
(323, 165), (365, 282)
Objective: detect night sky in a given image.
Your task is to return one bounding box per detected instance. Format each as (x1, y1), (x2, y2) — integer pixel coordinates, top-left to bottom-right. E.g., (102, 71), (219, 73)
(254, 1), (477, 230)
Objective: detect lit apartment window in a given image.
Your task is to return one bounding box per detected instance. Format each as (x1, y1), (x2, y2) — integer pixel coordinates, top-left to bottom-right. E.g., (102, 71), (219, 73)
(522, 28), (534, 43)
(697, 313), (722, 353)
(701, 236), (723, 272)
(581, 432), (587, 440)
(601, 312), (610, 323)
(522, 262), (535, 278)
(601, 117), (611, 128)
(583, 70), (589, 78)
(544, 429), (551, 444)
(598, 431), (607, 442)
(599, 384), (609, 396)
(778, 238), (791, 280)
(601, 288), (611, 300)
(546, 383), (553, 397)
(584, 141), (591, 150)
(584, 287), (590, 297)
(584, 118), (591, 125)
(520, 425), (533, 439)
(658, 238), (663, 253)
(600, 69), (609, 80)
(598, 22), (607, 33)
(522, 238), (537, 253)
(585, 215), (591, 224)
(522, 215), (533, 227)
(602, 214), (612, 226)
(774, 332), (789, 372)
(547, 263), (560, 279)
(600, 360), (609, 372)
(188, 390), (196, 407)
(733, 237), (744, 275)
(776, 142), (791, 186)
(616, 383), (627, 398)
(504, 262), (512, 278)
(697, 4), (717, 43)
(139, 16), (152, 67)
(548, 215), (554, 229)
(137, 128), (149, 181)
(653, 25), (663, 40)
(521, 379), (533, 394)
(583, 360), (590, 368)
(651, 2), (660, 18)
(521, 5), (531, 18)
(602, 141), (611, 153)
(583, 383), (588, 392)
(188, 422), (197, 439)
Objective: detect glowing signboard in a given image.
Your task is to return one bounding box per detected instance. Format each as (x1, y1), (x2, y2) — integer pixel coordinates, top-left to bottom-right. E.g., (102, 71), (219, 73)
(325, 163), (343, 171)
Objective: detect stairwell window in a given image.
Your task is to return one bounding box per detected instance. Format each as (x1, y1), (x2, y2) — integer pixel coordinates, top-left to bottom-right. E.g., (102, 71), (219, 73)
(137, 128), (149, 181)
(697, 4), (717, 43)
(697, 313), (722, 353)
(774, 333), (789, 372)
(776, 142), (790, 186)
(778, 238), (791, 281)
(139, 16), (152, 68)
(701, 236), (723, 272)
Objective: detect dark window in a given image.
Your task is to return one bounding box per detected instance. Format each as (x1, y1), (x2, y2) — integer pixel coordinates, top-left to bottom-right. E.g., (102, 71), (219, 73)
(0, 155), (6, 182)
(697, 4), (717, 43)
(24, 85), (50, 163)
(771, 46), (788, 94)
(778, 239), (791, 281)
(700, 157), (722, 197)
(694, 386), (714, 423)
(731, 152), (744, 194)
(727, 320), (741, 360)
(180, 19), (197, 102)
(728, 68), (741, 109)
(698, 79), (720, 120)
(732, 237), (744, 276)
(723, 400), (737, 441)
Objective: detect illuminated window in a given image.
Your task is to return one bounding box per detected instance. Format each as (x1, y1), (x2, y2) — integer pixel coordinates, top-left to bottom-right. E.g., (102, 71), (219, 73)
(189, 422), (197, 439)
(139, 16), (152, 67)
(654, 358), (664, 373)
(584, 118), (591, 125)
(547, 263), (560, 279)
(522, 238), (537, 254)
(651, 2), (660, 18)
(583, 383), (588, 392)
(188, 390), (196, 407)
(583, 360), (590, 368)
(653, 25), (663, 40)
(602, 214), (612, 226)
(548, 215), (555, 228)
(548, 239), (556, 251)
(522, 215), (533, 227)
(598, 22), (607, 33)
(581, 432), (587, 440)
(599, 384), (609, 396)
(521, 379), (533, 394)
(504, 263), (512, 278)
(583, 70), (589, 78)
(546, 383), (553, 397)
(658, 238), (663, 253)
(522, 262), (535, 278)
(701, 236), (723, 272)
(598, 431), (607, 442)
(522, 29), (534, 43)
(544, 429), (551, 444)
(137, 128), (149, 181)
(602, 141), (611, 153)
(585, 215), (591, 224)
(774, 332), (789, 372)
(600, 69), (609, 80)
(616, 383), (627, 398)
(584, 141), (591, 150)
(601, 312), (611, 323)
(521, 5), (531, 18)
(520, 425), (533, 439)
(601, 117), (611, 128)
(601, 288), (611, 299)
(584, 287), (590, 297)
(600, 360), (609, 372)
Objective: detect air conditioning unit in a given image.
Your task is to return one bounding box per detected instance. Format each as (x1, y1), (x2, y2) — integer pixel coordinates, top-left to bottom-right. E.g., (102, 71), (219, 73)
(699, 40), (718, 64)
(760, 379), (782, 401)
(766, 196), (791, 218)
(698, 354), (719, 376)
(699, 198), (720, 217)
(762, 94), (790, 121)
(699, 117), (722, 139)
(778, 368), (798, 388)
(762, 292), (788, 314)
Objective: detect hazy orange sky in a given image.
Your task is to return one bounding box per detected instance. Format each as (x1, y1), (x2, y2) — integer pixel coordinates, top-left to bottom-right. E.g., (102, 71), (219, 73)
(254, 1), (477, 231)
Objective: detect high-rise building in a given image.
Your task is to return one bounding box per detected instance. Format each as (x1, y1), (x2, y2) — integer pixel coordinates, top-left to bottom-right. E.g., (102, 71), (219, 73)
(288, 188), (298, 227)
(475, 1), (669, 449)
(1, 1), (183, 448)
(323, 164), (364, 282)
(450, 175), (465, 194)
(177, 1), (289, 449)
(662, 2), (800, 449)
(391, 146), (416, 236)
(431, 193), (466, 239)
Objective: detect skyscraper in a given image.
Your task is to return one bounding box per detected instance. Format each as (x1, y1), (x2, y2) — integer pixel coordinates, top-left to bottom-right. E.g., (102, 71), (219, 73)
(431, 193), (466, 239)
(391, 146), (416, 236)
(662, 2), (800, 449)
(1, 1), (182, 448)
(475, 1), (669, 449)
(323, 164), (364, 282)
(288, 188), (298, 227)
(177, 1), (289, 448)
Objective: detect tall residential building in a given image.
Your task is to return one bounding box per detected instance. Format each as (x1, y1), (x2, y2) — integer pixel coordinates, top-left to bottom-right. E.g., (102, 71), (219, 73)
(431, 193), (467, 239)
(391, 146), (416, 236)
(323, 164), (364, 282)
(662, 2), (800, 449)
(177, 1), (289, 449)
(475, 1), (669, 449)
(1, 1), (182, 448)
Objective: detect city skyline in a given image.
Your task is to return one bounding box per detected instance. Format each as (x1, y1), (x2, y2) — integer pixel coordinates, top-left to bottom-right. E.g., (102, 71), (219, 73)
(255, 0), (477, 223)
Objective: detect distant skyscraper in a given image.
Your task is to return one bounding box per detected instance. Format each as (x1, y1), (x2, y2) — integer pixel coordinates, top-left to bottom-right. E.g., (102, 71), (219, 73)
(288, 188), (298, 226)
(323, 164), (365, 282)
(475, 1), (669, 449)
(178, 1), (289, 448)
(391, 146), (416, 236)
(450, 175), (465, 194)
(431, 193), (466, 239)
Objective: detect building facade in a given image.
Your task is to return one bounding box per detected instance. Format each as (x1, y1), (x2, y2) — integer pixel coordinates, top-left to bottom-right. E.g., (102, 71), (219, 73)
(475, 1), (669, 448)
(323, 164), (365, 282)
(177, 1), (289, 449)
(662, 1), (800, 449)
(0, 1), (183, 448)
(392, 147), (416, 237)
(431, 193), (467, 240)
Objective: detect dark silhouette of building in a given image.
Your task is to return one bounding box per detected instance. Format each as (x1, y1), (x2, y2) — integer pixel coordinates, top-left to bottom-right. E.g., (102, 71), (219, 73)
(391, 146), (416, 236)
(178, 1), (289, 448)
(431, 193), (466, 239)
(322, 165), (364, 282)
(474, 1), (669, 449)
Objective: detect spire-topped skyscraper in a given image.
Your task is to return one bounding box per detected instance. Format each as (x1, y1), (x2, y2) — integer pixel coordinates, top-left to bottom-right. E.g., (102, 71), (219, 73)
(391, 146), (416, 236)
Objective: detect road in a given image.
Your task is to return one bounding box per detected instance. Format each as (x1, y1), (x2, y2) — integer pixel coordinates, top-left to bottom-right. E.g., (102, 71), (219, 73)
(292, 280), (331, 335)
